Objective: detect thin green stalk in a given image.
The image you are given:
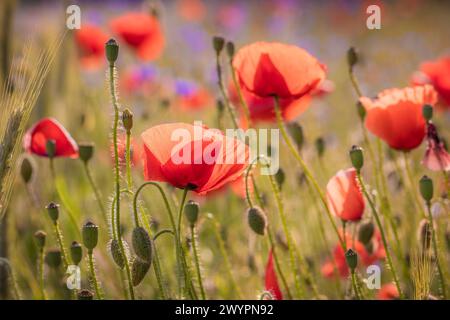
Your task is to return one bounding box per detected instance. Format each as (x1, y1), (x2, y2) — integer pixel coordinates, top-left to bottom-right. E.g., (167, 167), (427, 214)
(83, 162), (107, 222)
(53, 222), (69, 269)
(350, 270), (361, 300)
(125, 131), (132, 191)
(37, 248), (46, 300)
(87, 250), (103, 300)
(228, 58), (250, 125)
(190, 226), (206, 299)
(267, 228), (293, 299)
(403, 152), (426, 218)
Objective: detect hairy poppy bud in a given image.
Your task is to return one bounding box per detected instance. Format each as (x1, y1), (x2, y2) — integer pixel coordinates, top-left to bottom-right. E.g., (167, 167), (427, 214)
(287, 122), (304, 150)
(34, 230), (46, 249)
(70, 241), (83, 265)
(46, 139), (56, 158)
(20, 156), (34, 184)
(77, 289), (94, 300)
(45, 249), (62, 268)
(132, 227), (153, 263)
(131, 257), (151, 286)
(247, 207), (267, 236)
(419, 175), (433, 202)
(345, 248), (358, 271)
(184, 200), (199, 226)
(122, 108), (133, 133)
(356, 101), (366, 121)
(78, 142), (94, 163)
(422, 104), (433, 122)
(105, 39), (119, 64)
(275, 168), (285, 190)
(358, 220), (374, 245)
(349, 145), (364, 172)
(226, 41), (235, 59)
(418, 219), (431, 251)
(212, 36), (225, 55)
(46, 202), (60, 223)
(109, 239), (127, 269)
(347, 47), (358, 69)
(82, 221), (98, 252)
(315, 137), (325, 158)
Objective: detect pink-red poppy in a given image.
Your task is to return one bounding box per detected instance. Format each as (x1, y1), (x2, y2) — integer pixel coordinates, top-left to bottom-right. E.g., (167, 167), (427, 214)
(24, 118), (78, 158)
(232, 42), (326, 100)
(422, 122), (450, 172)
(359, 85), (438, 151)
(377, 283), (399, 300)
(110, 12), (165, 61)
(75, 24), (108, 70)
(265, 249), (282, 300)
(326, 168), (365, 222)
(177, 88), (212, 111)
(140, 123), (248, 195)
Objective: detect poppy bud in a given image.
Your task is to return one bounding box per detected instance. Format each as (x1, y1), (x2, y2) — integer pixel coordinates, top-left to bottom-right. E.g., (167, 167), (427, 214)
(70, 241), (83, 265)
(131, 257), (151, 286)
(356, 101), (366, 121)
(275, 168), (285, 190)
(422, 104), (433, 122)
(358, 220), (374, 245)
(109, 239), (127, 269)
(347, 47), (358, 69)
(105, 39), (119, 64)
(226, 41), (235, 59)
(82, 221), (98, 252)
(46, 202), (60, 223)
(45, 249), (62, 268)
(315, 137), (325, 158)
(247, 206), (267, 236)
(184, 200), (199, 226)
(287, 122), (304, 150)
(419, 175), (433, 202)
(349, 145), (364, 172)
(132, 227), (153, 263)
(122, 108), (133, 133)
(418, 219), (431, 251)
(20, 156), (34, 184)
(45, 139), (56, 158)
(34, 230), (46, 249)
(212, 36), (225, 55)
(77, 289), (94, 300)
(345, 248), (358, 271)
(78, 142), (94, 163)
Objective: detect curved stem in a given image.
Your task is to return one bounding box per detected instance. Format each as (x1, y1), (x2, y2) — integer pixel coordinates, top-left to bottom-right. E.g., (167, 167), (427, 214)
(191, 226), (206, 299)
(88, 251), (103, 300)
(153, 229), (175, 241)
(83, 162), (107, 222)
(125, 131), (132, 191)
(267, 228), (292, 299)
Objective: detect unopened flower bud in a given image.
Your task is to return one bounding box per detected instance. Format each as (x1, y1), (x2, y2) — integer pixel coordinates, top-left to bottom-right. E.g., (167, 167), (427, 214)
(78, 142), (94, 163)
(46, 139), (56, 158)
(132, 227), (153, 263)
(77, 289), (94, 300)
(347, 47), (358, 69)
(358, 220), (374, 245)
(419, 175), (433, 202)
(345, 248), (358, 271)
(315, 137), (325, 158)
(287, 122), (304, 150)
(212, 36), (225, 55)
(20, 156), (34, 184)
(275, 168), (285, 190)
(122, 108), (133, 133)
(70, 241), (83, 265)
(109, 239), (126, 269)
(247, 207), (267, 236)
(46, 202), (60, 222)
(45, 249), (62, 268)
(82, 221), (98, 252)
(349, 145), (364, 171)
(184, 200), (199, 226)
(131, 257), (151, 286)
(34, 230), (46, 249)
(418, 219), (431, 251)
(105, 39), (119, 64)
(226, 41), (235, 59)
(422, 104), (433, 122)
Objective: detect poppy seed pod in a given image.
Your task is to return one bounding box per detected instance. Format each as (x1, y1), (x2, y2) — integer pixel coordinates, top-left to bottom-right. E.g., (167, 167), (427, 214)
(78, 142), (94, 163)
(122, 108), (133, 133)
(349, 145), (364, 172)
(45, 249), (62, 268)
(212, 36), (225, 55)
(418, 219), (431, 251)
(275, 168), (285, 190)
(345, 249), (358, 271)
(82, 221), (98, 252)
(247, 207), (267, 236)
(184, 200), (199, 226)
(45, 139), (56, 158)
(357, 220), (374, 245)
(46, 202), (60, 223)
(347, 47), (358, 69)
(20, 156), (34, 184)
(105, 39), (119, 64)
(109, 239), (126, 269)
(315, 137), (325, 158)
(422, 104), (433, 122)
(77, 289), (94, 300)
(226, 41), (235, 59)
(34, 230), (46, 249)
(286, 122), (304, 150)
(419, 175), (433, 202)
(132, 227), (153, 263)
(131, 257), (151, 286)
(70, 241), (83, 265)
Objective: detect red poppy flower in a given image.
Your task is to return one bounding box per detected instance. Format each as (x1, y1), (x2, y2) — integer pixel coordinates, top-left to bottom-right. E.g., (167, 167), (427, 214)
(232, 42), (326, 99)
(24, 118), (78, 158)
(377, 283), (399, 300)
(110, 13), (165, 61)
(265, 249), (282, 300)
(141, 123), (248, 195)
(75, 24), (108, 70)
(359, 85), (438, 151)
(422, 122), (450, 172)
(326, 168), (365, 222)
(178, 88), (212, 111)
(412, 56), (450, 110)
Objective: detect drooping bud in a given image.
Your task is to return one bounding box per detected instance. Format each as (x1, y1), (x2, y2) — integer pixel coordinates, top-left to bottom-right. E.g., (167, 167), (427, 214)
(315, 137), (325, 158)
(46, 202), (60, 223)
(345, 248), (358, 271)
(34, 230), (47, 249)
(45, 249), (62, 268)
(347, 47), (358, 69)
(20, 156), (34, 184)
(184, 200), (199, 226)
(45, 139), (56, 158)
(358, 220), (375, 245)
(422, 104), (433, 122)
(286, 122), (304, 150)
(418, 219), (431, 251)
(109, 239), (127, 269)
(275, 168), (285, 190)
(82, 221), (98, 252)
(132, 227), (153, 263)
(131, 257), (151, 286)
(212, 36), (225, 55)
(78, 142), (94, 163)
(121, 108), (133, 133)
(349, 145), (364, 172)
(247, 207), (267, 236)
(356, 101), (366, 121)
(70, 241), (83, 265)
(419, 175), (433, 202)
(226, 41), (235, 59)
(105, 39), (119, 64)
(77, 289), (94, 300)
